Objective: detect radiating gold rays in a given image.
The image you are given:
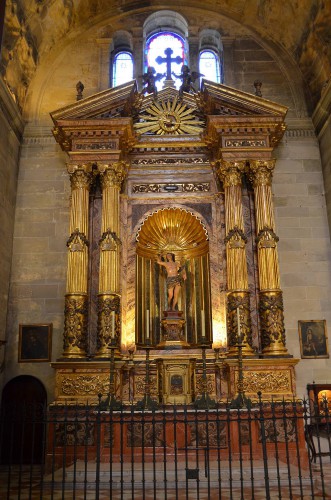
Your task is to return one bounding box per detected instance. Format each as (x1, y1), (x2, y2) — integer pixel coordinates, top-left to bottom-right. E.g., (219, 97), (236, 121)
(136, 208), (209, 258)
(134, 97), (204, 135)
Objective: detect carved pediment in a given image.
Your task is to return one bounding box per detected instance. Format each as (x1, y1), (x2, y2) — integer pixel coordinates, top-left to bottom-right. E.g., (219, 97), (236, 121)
(50, 80), (137, 121)
(200, 80), (288, 117)
(50, 79), (288, 153)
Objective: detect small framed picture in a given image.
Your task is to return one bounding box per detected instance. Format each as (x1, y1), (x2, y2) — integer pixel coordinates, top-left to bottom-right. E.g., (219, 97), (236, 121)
(298, 320), (329, 359)
(18, 324), (52, 362)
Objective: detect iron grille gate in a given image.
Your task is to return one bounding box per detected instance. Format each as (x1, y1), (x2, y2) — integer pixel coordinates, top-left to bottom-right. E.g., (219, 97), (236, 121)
(0, 397), (330, 499)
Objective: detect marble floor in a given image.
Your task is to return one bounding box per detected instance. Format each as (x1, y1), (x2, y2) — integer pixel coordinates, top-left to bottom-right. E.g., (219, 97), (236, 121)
(1, 460), (331, 500)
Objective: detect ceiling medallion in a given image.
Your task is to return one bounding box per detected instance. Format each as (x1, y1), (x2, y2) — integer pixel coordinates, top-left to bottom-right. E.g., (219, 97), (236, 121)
(134, 97), (204, 135)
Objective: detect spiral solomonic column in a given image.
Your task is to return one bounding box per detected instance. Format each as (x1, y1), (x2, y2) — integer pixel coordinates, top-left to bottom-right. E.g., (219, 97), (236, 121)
(95, 162), (128, 358)
(249, 159), (289, 356)
(217, 160), (254, 357)
(63, 164), (93, 358)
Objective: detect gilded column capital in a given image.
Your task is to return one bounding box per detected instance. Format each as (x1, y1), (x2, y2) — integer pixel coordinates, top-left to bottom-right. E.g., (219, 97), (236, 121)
(249, 159), (276, 187)
(68, 165), (93, 190)
(216, 160), (246, 188)
(98, 161), (128, 189)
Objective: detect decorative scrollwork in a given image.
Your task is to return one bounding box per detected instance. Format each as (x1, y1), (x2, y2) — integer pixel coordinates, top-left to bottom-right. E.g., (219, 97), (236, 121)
(239, 371), (291, 393)
(224, 226), (248, 245)
(61, 375), (110, 395)
(67, 228), (89, 252)
(227, 293), (253, 348)
(99, 229), (121, 251)
(97, 295), (120, 350)
(259, 292), (286, 349)
(256, 226), (279, 248)
(63, 295), (88, 353)
(69, 168), (93, 190)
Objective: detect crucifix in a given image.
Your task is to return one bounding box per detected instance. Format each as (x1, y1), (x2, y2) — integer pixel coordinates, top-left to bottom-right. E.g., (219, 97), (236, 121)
(156, 47), (183, 83)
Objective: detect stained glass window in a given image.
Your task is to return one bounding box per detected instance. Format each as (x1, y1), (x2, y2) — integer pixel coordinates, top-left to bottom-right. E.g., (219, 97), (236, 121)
(199, 50), (221, 84)
(145, 32), (186, 91)
(112, 51), (133, 87)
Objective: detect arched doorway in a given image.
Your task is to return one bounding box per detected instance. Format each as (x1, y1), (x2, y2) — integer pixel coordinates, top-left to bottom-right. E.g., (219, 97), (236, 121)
(0, 376), (47, 464)
(135, 207), (211, 346)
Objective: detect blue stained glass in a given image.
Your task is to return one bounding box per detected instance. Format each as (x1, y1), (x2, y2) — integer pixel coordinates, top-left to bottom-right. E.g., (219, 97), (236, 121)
(146, 32), (186, 91)
(199, 50), (221, 84)
(112, 51), (133, 87)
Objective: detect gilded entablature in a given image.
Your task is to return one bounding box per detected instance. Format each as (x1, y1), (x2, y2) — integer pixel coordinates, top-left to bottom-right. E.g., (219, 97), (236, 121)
(132, 183), (210, 194)
(130, 157), (207, 166)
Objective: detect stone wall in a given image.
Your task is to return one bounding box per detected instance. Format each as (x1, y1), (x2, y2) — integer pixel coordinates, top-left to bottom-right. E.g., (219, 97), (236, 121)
(275, 118), (331, 397)
(0, 77), (24, 385)
(3, 125), (68, 401)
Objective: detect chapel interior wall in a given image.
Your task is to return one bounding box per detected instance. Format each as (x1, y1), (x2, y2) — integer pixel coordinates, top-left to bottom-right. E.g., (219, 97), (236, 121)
(2, 10), (331, 400)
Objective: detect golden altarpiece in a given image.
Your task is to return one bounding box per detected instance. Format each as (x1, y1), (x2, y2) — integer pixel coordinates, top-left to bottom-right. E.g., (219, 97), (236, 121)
(50, 79), (299, 407)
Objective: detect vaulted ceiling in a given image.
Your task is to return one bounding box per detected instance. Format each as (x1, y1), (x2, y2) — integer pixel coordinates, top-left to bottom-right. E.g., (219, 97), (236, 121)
(1, 0), (330, 113)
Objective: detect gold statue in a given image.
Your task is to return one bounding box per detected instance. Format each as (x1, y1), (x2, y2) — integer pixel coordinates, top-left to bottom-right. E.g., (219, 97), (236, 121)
(156, 253), (187, 311)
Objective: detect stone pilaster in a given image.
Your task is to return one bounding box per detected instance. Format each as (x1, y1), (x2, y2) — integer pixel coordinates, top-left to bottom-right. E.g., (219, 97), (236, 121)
(217, 160), (253, 356)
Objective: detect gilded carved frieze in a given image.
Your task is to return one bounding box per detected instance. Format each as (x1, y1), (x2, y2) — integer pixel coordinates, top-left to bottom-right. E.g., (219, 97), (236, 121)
(132, 183), (210, 193)
(59, 374), (110, 396)
(195, 373), (215, 395)
(224, 139), (266, 147)
(235, 370), (292, 394)
(134, 375), (158, 398)
(131, 157), (206, 166)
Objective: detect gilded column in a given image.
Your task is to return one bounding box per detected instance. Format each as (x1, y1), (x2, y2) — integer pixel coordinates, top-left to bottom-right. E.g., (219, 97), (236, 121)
(95, 162), (128, 357)
(63, 164), (92, 358)
(217, 160), (254, 356)
(249, 160), (288, 356)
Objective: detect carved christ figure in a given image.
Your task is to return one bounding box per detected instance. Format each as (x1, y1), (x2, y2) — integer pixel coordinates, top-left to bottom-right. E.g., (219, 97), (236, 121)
(156, 253), (187, 311)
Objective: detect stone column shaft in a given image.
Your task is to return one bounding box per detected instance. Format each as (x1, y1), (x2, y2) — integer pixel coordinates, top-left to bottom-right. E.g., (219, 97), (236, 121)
(96, 162), (127, 358)
(249, 160), (288, 356)
(217, 160), (253, 356)
(63, 164), (92, 358)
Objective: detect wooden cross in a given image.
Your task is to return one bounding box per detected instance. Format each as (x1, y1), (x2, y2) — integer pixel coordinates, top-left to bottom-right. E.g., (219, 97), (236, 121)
(156, 48), (183, 81)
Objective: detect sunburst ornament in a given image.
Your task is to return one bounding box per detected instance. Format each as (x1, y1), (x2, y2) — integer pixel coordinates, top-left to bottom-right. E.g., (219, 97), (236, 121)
(134, 97), (204, 135)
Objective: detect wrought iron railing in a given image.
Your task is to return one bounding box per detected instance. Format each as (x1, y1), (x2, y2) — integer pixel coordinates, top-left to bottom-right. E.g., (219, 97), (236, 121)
(0, 395), (330, 499)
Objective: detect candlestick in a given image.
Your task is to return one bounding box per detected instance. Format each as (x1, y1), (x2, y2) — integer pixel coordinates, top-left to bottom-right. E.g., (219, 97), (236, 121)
(146, 309), (150, 339)
(111, 311), (115, 339)
(237, 307), (241, 343)
(201, 309), (205, 337)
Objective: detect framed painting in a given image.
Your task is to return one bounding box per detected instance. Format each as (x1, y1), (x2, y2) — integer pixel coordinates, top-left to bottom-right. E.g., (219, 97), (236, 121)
(298, 320), (329, 359)
(18, 324), (52, 362)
